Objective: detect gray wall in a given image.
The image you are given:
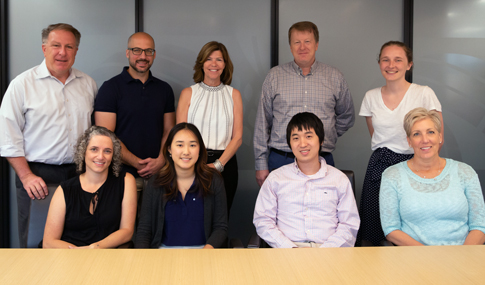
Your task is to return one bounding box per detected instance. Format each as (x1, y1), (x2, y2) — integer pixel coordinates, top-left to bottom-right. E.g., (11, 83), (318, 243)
(7, 0), (134, 247)
(414, 0), (485, 189)
(6, 0), (484, 247)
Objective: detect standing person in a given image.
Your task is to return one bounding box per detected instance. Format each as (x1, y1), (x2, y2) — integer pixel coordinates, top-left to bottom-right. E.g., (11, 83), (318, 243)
(380, 108), (484, 246)
(358, 41), (443, 246)
(135, 123), (228, 249)
(176, 41), (242, 214)
(254, 21), (354, 187)
(0, 23), (97, 247)
(94, 32), (175, 199)
(43, 126), (137, 248)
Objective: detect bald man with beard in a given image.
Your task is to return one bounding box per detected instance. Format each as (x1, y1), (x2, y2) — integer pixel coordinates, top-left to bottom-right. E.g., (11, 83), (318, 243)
(94, 32), (175, 197)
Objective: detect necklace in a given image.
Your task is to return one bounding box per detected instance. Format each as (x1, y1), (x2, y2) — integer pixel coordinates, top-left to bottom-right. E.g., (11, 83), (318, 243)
(411, 159), (442, 179)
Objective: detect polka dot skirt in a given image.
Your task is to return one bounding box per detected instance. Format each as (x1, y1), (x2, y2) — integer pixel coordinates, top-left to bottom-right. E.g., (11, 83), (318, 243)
(356, 147), (413, 246)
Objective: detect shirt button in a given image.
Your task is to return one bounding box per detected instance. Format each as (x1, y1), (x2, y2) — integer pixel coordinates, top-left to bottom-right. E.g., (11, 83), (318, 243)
(305, 91), (308, 94)
(305, 77), (308, 80)
(304, 105), (307, 108)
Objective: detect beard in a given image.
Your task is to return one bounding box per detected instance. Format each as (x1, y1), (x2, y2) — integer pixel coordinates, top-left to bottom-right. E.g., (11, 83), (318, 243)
(129, 59), (152, 73)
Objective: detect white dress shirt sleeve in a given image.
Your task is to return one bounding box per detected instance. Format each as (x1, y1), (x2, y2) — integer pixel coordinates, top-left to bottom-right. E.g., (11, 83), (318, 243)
(320, 178), (360, 247)
(0, 78), (27, 157)
(253, 176), (297, 248)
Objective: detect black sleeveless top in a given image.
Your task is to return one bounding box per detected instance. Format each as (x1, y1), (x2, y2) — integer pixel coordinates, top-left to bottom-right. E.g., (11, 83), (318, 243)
(60, 172), (125, 246)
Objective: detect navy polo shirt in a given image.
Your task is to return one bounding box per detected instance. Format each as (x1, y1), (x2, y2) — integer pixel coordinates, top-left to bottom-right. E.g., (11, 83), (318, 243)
(94, 67), (175, 177)
(162, 186), (206, 246)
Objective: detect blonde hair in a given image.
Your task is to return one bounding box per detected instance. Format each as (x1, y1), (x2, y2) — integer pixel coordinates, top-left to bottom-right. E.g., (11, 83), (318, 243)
(403, 107), (441, 137)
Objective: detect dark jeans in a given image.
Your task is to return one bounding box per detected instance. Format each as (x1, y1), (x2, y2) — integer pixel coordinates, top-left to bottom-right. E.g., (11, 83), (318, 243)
(15, 162), (76, 248)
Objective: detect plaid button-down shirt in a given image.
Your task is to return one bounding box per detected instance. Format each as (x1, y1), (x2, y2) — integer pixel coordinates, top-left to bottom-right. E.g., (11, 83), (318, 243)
(253, 61), (354, 171)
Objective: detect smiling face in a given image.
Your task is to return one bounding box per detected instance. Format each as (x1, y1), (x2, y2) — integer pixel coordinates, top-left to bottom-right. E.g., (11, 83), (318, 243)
(290, 30), (319, 69)
(85, 135), (114, 175)
(42, 29), (78, 81)
(379, 45), (413, 82)
(169, 129), (200, 174)
(203, 50), (225, 86)
(290, 127), (322, 170)
(126, 33), (156, 75)
(407, 118), (442, 160)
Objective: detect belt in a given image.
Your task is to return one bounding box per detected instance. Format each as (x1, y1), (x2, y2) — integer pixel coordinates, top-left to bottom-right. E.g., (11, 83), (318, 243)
(270, 148), (295, 158)
(206, 149), (224, 157)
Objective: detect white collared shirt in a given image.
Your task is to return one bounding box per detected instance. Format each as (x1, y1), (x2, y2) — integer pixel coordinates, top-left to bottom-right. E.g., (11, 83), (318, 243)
(0, 59), (97, 164)
(253, 158), (360, 248)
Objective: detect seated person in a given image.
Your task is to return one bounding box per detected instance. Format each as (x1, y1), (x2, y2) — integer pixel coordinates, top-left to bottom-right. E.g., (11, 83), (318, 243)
(253, 112), (360, 248)
(135, 123), (228, 249)
(43, 126), (137, 248)
(380, 107), (485, 246)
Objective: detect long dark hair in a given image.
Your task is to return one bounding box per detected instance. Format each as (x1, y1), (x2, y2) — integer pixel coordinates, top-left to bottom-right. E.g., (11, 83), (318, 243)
(156, 123), (217, 199)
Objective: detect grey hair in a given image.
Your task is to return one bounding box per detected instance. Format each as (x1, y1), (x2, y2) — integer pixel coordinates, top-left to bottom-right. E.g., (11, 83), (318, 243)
(42, 23), (81, 47)
(403, 107), (442, 137)
(74, 126), (122, 177)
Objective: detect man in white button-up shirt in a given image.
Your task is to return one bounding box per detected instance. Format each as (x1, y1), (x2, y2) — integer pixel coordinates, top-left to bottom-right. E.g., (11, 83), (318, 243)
(0, 23), (97, 247)
(253, 112), (359, 248)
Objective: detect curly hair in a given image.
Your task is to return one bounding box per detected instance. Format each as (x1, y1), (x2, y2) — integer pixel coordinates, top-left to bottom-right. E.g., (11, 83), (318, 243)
(74, 126), (122, 177)
(193, 41), (234, 85)
(155, 123), (218, 200)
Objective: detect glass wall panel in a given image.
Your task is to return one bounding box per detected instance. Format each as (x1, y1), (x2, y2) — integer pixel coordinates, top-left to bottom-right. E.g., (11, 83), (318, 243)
(414, 0), (485, 189)
(279, 0), (403, 203)
(8, 0), (134, 247)
(144, 0), (271, 243)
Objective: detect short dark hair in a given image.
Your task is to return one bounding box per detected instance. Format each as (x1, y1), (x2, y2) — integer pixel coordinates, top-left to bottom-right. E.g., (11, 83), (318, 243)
(286, 112), (325, 148)
(288, 21), (319, 44)
(42, 23), (81, 47)
(193, 41), (234, 85)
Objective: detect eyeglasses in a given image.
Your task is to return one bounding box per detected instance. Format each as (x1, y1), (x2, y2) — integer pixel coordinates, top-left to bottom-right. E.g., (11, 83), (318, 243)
(128, 47), (155, 56)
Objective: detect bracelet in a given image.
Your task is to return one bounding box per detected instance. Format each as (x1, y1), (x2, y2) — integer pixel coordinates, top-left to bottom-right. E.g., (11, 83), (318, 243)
(213, 159), (224, 172)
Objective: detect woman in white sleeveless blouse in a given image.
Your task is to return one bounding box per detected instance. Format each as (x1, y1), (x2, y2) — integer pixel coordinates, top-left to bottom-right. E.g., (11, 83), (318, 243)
(176, 41), (243, 215)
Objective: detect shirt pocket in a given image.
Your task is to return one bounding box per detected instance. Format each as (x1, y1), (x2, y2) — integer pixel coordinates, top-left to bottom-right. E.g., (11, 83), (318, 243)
(315, 189), (339, 217)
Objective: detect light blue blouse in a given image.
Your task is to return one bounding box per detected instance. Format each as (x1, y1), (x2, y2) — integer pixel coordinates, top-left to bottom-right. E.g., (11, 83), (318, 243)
(380, 159), (485, 245)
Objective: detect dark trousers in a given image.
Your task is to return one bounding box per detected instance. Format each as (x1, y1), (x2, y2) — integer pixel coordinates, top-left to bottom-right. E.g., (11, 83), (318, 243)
(15, 162), (76, 248)
(207, 150), (238, 216)
(268, 148), (334, 171)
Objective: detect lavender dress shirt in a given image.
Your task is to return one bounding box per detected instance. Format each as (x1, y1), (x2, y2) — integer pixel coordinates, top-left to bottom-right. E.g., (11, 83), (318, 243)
(253, 158), (360, 248)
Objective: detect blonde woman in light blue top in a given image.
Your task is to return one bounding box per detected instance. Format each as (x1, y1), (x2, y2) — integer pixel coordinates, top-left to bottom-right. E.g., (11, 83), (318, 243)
(380, 108), (485, 245)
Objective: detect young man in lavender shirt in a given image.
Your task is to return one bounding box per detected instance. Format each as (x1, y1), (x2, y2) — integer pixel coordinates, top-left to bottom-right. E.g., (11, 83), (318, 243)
(253, 112), (360, 248)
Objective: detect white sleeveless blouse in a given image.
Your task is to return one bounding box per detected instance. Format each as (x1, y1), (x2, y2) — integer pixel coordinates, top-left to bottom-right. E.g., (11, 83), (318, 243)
(187, 82), (234, 150)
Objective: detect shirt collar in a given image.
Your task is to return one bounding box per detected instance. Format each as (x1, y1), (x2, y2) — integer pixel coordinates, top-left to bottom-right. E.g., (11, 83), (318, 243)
(293, 156), (328, 179)
(121, 66), (153, 84)
(290, 60), (318, 76)
(36, 59), (81, 83)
